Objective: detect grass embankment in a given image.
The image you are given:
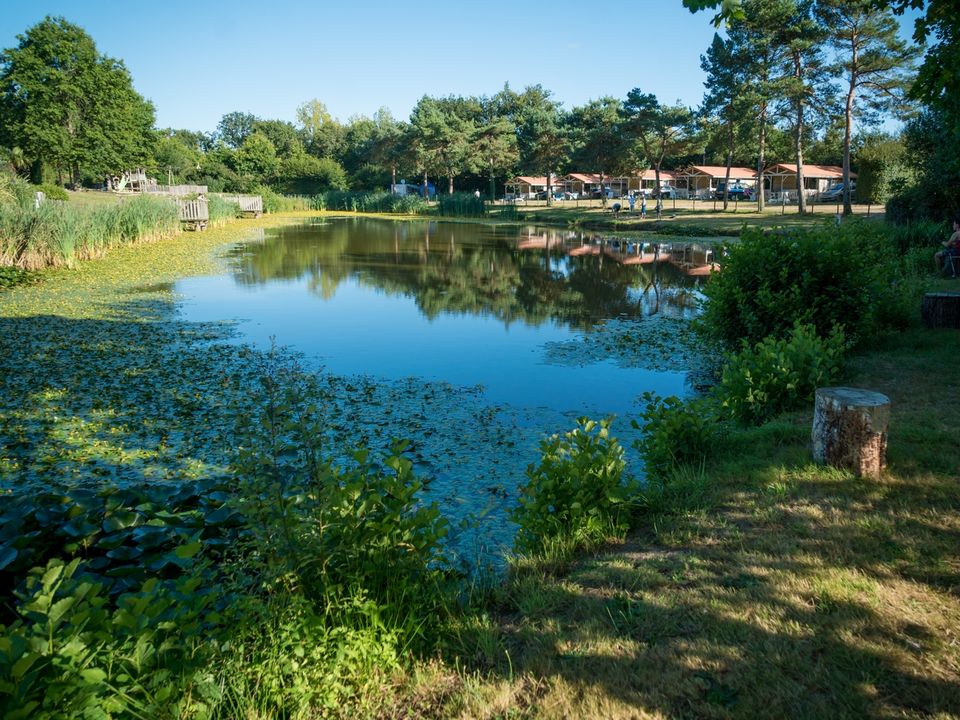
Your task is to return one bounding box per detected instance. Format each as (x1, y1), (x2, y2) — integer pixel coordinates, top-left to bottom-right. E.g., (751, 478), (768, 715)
(512, 200), (884, 236)
(395, 275), (959, 719)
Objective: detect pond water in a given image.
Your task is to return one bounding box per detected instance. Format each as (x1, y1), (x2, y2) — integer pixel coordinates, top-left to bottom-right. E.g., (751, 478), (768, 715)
(175, 217), (714, 564)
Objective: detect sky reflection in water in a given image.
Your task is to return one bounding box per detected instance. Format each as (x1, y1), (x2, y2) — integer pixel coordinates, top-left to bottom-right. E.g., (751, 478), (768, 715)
(176, 218), (708, 417)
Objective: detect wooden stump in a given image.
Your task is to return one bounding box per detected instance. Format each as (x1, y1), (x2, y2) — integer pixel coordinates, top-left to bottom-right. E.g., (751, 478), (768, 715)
(812, 387), (890, 479)
(921, 292), (960, 329)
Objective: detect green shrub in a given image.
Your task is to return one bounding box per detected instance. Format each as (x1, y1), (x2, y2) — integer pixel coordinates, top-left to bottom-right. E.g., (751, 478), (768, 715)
(512, 418), (634, 556)
(717, 322), (846, 425)
(699, 220), (904, 347)
(633, 394), (724, 482)
(232, 354), (451, 637)
(436, 192), (486, 218)
(34, 183), (69, 201)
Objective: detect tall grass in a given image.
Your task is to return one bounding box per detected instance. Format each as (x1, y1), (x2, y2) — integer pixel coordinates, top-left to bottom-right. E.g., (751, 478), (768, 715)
(0, 192), (180, 269)
(436, 192), (487, 218)
(311, 190), (428, 214)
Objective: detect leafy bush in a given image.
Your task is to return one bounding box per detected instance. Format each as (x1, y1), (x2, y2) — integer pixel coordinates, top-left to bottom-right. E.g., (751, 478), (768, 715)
(232, 353), (451, 638)
(34, 183), (68, 201)
(436, 193), (486, 218)
(633, 394), (725, 482)
(717, 323), (846, 425)
(699, 220), (905, 348)
(512, 418), (634, 555)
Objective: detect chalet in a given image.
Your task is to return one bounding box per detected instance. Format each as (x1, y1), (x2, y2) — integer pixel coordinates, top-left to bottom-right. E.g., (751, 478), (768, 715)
(628, 169), (679, 195)
(764, 164), (855, 200)
(677, 165), (757, 199)
(505, 175), (551, 199)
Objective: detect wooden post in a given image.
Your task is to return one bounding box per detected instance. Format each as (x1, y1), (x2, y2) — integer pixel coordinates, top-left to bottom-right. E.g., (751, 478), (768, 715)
(812, 387), (890, 479)
(921, 292), (960, 329)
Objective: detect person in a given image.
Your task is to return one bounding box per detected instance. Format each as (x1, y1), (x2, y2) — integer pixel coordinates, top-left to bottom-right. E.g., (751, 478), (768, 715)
(611, 201), (622, 218)
(640, 193), (647, 219)
(628, 193), (636, 212)
(935, 219), (960, 277)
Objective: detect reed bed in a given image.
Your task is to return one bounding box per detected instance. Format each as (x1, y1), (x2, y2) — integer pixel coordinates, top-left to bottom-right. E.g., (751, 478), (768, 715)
(0, 194), (181, 270)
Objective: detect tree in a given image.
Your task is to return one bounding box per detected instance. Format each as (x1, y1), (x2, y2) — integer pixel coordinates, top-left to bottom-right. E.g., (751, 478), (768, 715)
(251, 119), (301, 158)
(570, 98), (631, 206)
(0, 16), (155, 186)
(234, 132), (278, 180)
(409, 95), (475, 195)
(776, 0), (831, 213)
(854, 132), (914, 208)
(701, 33), (752, 209)
(216, 111), (258, 149)
(817, 0), (918, 214)
(622, 92), (697, 201)
(513, 86), (570, 206)
(473, 115), (519, 200)
(295, 99), (345, 159)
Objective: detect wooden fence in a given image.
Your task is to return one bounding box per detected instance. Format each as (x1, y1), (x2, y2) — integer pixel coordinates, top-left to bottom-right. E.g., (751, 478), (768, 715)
(147, 184), (209, 197)
(177, 198), (209, 230)
(214, 194), (264, 217)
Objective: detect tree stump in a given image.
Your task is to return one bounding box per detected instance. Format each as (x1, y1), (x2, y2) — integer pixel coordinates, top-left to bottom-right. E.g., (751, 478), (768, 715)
(812, 387), (890, 479)
(921, 292), (960, 329)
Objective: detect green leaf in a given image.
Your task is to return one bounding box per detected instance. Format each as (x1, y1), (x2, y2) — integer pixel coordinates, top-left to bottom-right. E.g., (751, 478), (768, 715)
(173, 540), (202, 559)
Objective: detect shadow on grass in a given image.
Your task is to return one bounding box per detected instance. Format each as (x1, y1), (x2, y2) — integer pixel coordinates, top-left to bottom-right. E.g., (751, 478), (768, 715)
(445, 327), (960, 718)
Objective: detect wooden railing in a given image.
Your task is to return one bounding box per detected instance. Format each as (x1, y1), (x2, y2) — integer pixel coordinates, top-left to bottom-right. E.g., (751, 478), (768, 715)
(177, 198), (209, 222)
(214, 193), (263, 214)
(147, 184), (209, 196)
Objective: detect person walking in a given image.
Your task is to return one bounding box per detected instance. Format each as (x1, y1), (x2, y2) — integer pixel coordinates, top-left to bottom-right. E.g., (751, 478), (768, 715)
(628, 193), (636, 213)
(640, 193), (647, 219)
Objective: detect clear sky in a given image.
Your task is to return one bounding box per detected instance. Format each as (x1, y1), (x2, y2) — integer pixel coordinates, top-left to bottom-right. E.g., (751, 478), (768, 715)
(1, 0), (921, 134)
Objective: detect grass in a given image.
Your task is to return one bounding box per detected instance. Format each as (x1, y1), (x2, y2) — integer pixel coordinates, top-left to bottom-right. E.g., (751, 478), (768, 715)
(512, 200), (885, 236)
(1, 208), (957, 717)
(394, 309), (960, 719)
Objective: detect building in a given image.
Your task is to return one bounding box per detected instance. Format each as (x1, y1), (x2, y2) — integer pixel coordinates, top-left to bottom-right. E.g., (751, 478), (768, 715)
(763, 164), (855, 201)
(677, 166), (758, 199)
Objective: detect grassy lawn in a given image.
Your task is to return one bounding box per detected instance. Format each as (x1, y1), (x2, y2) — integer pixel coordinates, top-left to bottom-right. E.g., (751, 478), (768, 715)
(396, 284), (960, 719)
(508, 200), (885, 236)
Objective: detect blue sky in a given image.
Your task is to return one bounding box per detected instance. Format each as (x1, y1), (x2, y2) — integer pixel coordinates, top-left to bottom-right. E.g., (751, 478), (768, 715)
(2, 1), (921, 133)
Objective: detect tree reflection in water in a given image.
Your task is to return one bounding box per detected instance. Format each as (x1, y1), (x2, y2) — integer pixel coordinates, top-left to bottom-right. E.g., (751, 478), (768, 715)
(228, 217), (710, 331)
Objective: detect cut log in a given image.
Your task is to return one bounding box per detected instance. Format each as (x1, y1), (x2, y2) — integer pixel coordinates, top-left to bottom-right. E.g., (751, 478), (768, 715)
(812, 387), (890, 479)
(921, 292), (960, 329)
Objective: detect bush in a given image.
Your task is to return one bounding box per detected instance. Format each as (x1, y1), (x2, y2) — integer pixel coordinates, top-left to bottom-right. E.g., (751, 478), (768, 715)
(633, 395), (725, 482)
(512, 418), (634, 556)
(699, 220), (906, 348)
(717, 323), (846, 425)
(34, 183), (68, 201)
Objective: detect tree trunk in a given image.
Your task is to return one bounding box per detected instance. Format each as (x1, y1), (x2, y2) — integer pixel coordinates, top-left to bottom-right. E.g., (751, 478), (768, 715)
(391, 164), (397, 191)
(793, 51), (807, 215)
(842, 35), (858, 217)
(812, 387), (890, 479)
(756, 107), (767, 212)
(599, 171), (607, 207)
(723, 120), (734, 211)
(422, 171), (428, 199)
(921, 292), (960, 328)
(448, 175), (454, 195)
(547, 171), (554, 207)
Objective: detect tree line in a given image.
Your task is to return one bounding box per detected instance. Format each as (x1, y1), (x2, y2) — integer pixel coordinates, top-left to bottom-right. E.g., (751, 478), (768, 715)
(0, 4), (931, 217)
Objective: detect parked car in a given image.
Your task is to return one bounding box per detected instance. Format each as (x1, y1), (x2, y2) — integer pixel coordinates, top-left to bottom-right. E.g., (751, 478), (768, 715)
(653, 185), (680, 199)
(714, 182), (753, 200)
(818, 182), (855, 202)
(534, 190), (564, 201)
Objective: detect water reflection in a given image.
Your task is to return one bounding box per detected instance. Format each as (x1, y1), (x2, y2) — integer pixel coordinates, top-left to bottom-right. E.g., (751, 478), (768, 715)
(227, 218), (710, 329)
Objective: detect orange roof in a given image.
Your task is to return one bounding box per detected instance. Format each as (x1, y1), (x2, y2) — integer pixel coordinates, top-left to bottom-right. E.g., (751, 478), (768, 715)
(764, 163), (856, 178)
(507, 176), (549, 185)
(635, 169), (677, 181)
(563, 173), (604, 184)
(682, 165), (757, 179)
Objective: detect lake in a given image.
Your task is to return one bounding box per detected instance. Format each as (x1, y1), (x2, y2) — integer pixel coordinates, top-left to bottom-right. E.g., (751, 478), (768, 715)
(176, 217), (713, 563)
